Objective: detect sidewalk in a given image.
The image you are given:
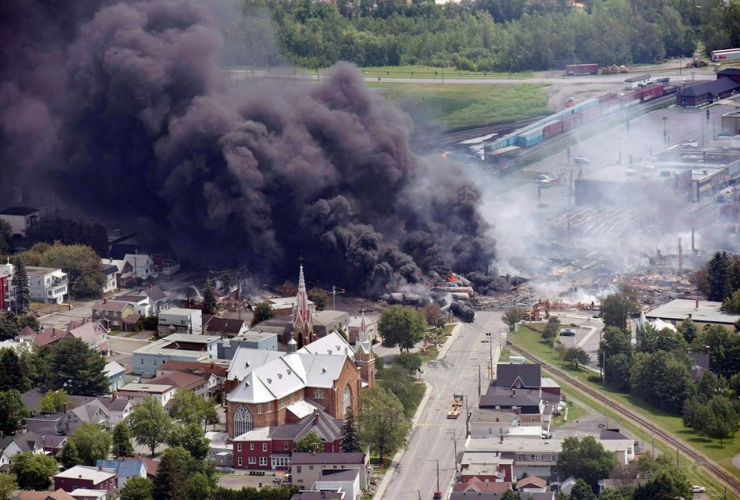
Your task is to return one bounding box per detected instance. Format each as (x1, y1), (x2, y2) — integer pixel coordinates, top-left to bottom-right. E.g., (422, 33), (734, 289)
(437, 322), (464, 360)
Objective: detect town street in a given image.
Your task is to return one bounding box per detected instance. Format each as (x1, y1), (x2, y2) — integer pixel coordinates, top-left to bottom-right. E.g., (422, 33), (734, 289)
(380, 310), (506, 500)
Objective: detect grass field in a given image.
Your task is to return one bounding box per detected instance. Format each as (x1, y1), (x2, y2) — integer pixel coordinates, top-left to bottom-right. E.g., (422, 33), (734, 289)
(359, 65), (533, 80)
(511, 324), (740, 496)
(374, 83), (551, 130)
(551, 400), (588, 428)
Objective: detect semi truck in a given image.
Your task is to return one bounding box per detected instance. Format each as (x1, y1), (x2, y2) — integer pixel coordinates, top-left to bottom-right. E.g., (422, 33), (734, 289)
(711, 48), (740, 62)
(565, 64), (599, 76)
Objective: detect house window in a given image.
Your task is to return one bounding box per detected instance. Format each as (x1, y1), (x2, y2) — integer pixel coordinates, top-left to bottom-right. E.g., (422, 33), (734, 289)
(234, 405), (253, 436)
(309, 466), (314, 471)
(267, 402), (272, 412)
(262, 443), (268, 452)
(343, 385), (352, 410)
(249, 457), (256, 464)
(237, 443), (242, 452)
(314, 389), (324, 399)
(259, 457), (267, 466)
(284, 442), (289, 450)
(238, 457), (243, 466)
(250, 443), (255, 451)
(297, 466), (302, 473)
(257, 404), (262, 414)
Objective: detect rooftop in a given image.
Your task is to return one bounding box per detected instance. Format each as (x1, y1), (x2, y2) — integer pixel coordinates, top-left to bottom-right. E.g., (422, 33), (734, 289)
(118, 383), (174, 393)
(160, 307), (202, 316)
(133, 334), (220, 356)
(495, 364), (541, 389)
(313, 310), (349, 326)
(104, 361), (125, 378)
(54, 465), (115, 484)
(92, 301), (130, 313)
(320, 468), (360, 481)
(150, 371), (208, 390)
(206, 317), (247, 335)
(479, 387), (542, 411)
(517, 476), (547, 489)
(679, 77), (740, 97)
(13, 489), (76, 500)
(291, 452), (366, 465)
(0, 206), (38, 216)
(465, 437), (565, 454)
(26, 266), (65, 276)
(646, 299), (740, 324)
(624, 74), (651, 82)
(269, 296), (314, 310)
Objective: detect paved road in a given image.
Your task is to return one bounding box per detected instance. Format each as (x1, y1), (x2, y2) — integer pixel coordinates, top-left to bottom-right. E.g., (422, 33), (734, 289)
(380, 311), (506, 500)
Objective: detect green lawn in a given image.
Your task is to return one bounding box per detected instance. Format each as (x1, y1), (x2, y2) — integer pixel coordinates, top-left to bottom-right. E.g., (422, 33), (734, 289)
(373, 83), (551, 130)
(444, 323), (456, 335)
(418, 347), (439, 362)
(511, 325), (740, 496)
(359, 65), (532, 80)
(551, 400), (588, 428)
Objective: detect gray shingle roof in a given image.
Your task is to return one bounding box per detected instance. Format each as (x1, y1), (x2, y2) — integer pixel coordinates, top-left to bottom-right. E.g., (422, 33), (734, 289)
(291, 452), (365, 465)
(495, 364), (541, 389)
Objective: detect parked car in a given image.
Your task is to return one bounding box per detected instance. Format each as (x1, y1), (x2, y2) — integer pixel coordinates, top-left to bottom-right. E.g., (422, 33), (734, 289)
(574, 156), (589, 164)
(560, 328), (576, 337)
(691, 485), (706, 493)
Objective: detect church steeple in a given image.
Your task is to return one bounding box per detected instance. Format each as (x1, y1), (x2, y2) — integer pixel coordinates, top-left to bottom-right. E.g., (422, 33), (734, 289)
(292, 263), (313, 345)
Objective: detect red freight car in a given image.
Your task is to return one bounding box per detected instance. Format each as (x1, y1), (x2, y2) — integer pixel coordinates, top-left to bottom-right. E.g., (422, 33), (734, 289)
(543, 120), (564, 139)
(598, 92), (619, 104)
(565, 64), (599, 76)
(640, 84), (664, 102)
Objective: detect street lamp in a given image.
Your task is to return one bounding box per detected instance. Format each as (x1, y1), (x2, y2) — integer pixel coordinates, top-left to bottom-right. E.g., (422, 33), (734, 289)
(663, 117), (668, 145)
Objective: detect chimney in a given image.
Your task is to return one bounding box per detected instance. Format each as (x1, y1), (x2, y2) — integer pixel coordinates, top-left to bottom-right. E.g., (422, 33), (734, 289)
(512, 389), (516, 397)
(103, 298), (107, 304)
(112, 392), (117, 401)
(314, 410), (320, 424)
(499, 434), (504, 444)
(63, 403), (67, 414)
(98, 465), (103, 471)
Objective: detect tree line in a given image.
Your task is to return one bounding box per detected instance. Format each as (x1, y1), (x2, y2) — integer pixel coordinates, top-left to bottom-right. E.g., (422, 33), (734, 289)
(228, 0), (716, 71)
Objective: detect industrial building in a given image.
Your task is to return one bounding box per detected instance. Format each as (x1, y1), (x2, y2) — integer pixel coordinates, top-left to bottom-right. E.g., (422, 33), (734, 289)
(675, 69), (740, 107)
(646, 299), (740, 331)
(132, 333), (220, 375)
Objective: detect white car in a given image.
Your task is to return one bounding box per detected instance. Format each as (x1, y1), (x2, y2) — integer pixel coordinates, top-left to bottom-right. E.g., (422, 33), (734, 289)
(691, 485), (706, 493)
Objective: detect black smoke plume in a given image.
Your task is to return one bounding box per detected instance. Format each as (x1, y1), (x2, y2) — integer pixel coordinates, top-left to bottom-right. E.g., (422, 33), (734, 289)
(0, 0), (496, 292)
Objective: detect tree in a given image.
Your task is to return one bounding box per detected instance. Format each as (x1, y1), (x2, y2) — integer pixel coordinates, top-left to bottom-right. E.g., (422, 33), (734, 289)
(638, 324), (687, 354)
(10, 452), (58, 490)
(341, 407), (361, 452)
(308, 287), (328, 311)
(564, 347), (590, 368)
(48, 337), (108, 396)
(281, 280), (297, 297)
(129, 396), (172, 455)
(378, 305), (426, 352)
(296, 430), (323, 452)
(39, 243), (106, 298)
(167, 423), (211, 460)
(358, 387), (411, 464)
(169, 388), (208, 426)
(502, 307), (525, 332)
(38, 389), (71, 413)
(0, 220), (12, 255)
(707, 251), (733, 301)
(600, 293), (637, 330)
(68, 422), (113, 465)
(568, 478), (596, 500)
(633, 469), (691, 500)
(542, 316), (560, 340)
(724, 289), (740, 313)
(421, 303), (444, 326)
(184, 473), (212, 500)
(695, 325), (740, 378)
(394, 352), (422, 375)
(557, 436), (617, 489)
(60, 441), (82, 469)
(0, 348), (30, 391)
(0, 474), (18, 500)
(153, 446), (190, 500)
(500, 491), (522, 500)
(630, 351), (693, 414)
(112, 422), (135, 458)
(680, 318), (698, 344)
(250, 302), (275, 326)
(120, 476), (154, 500)
(0, 389), (27, 435)
(202, 281), (218, 314)
(11, 257), (30, 313)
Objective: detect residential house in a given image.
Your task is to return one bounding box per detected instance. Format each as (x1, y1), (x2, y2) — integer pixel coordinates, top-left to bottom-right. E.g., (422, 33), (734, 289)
(217, 333), (278, 360)
(313, 469), (361, 500)
(206, 431), (233, 467)
(312, 311), (349, 338)
(157, 308), (203, 336)
(25, 412), (83, 438)
(598, 429), (635, 464)
(123, 254), (157, 281)
(0, 258), (14, 311)
(465, 438), (565, 481)
(96, 459), (147, 489)
(152, 254), (180, 276)
(92, 299), (136, 332)
(12, 490), (76, 500)
(99, 396), (134, 427)
(479, 386), (545, 424)
(516, 476), (548, 493)
(0, 206), (39, 237)
(233, 407), (343, 470)
(121, 455), (160, 478)
(290, 453), (369, 490)
(348, 315), (377, 344)
(460, 451), (514, 483)
(1, 434), (44, 472)
(156, 360), (228, 399)
(104, 361), (126, 393)
(26, 266), (67, 304)
(150, 371), (209, 399)
(54, 466), (116, 493)
(495, 364), (542, 390)
(138, 285), (169, 314)
(290, 491), (345, 500)
(32, 328), (73, 348)
(109, 294), (152, 317)
(205, 317), (249, 337)
(452, 478), (512, 498)
(132, 333), (220, 376)
(69, 490), (108, 500)
(68, 320), (109, 354)
(116, 383), (176, 407)
(102, 259), (134, 289)
(100, 264), (118, 295)
(0, 337), (29, 352)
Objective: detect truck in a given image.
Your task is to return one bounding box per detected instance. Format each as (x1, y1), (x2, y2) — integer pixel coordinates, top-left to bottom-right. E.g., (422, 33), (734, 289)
(711, 48), (740, 62)
(565, 64), (599, 76)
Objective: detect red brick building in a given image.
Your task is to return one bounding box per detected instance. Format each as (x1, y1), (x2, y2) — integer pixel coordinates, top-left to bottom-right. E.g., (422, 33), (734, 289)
(54, 466), (116, 492)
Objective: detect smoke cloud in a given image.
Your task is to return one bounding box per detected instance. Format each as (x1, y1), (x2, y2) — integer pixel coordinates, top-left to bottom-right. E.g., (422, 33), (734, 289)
(0, 0), (495, 292)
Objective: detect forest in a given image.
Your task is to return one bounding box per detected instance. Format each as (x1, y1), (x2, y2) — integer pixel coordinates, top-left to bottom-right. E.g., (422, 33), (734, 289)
(224, 0), (740, 71)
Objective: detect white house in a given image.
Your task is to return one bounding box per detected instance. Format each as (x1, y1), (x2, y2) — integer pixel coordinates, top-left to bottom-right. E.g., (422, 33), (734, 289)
(123, 254), (157, 281)
(104, 361), (126, 392)
(116, 383), (176, 407)
(96, 459), (147, 489)
(100, 264), (118, 295)
(0, 206), (39, 237)
(158, 308), (203, 336)
(132, 333), (220, 375)
(26, 266), (68, 304)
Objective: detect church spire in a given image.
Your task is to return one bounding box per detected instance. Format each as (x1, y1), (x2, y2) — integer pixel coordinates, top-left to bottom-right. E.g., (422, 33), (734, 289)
(293, 263), (312, 332)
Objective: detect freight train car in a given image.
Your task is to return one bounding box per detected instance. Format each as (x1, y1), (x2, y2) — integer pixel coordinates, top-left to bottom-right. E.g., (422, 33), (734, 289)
(565, 64), (599, 76)
(711, 48), (740, 62)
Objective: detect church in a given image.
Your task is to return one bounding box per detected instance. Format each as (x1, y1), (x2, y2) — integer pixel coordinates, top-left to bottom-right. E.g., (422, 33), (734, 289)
(225, 265), (376, 438)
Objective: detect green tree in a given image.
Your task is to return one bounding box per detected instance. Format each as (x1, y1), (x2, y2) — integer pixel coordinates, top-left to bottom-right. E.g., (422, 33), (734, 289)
(202, 281), (217, 315)
(120, 476), (154, 500)
(169, 388), (209, 426)
(153, 446), (190, 500)
(341, 406), (361, 453)
(557, 436), (617, 489)
(564, 347), (590, 368)
(707, 251), (733, 301)
(695, 325), (740, 378)
(296, 430), (323, 452)
(250, 302), (275, 326)
(184, 473), (212, 500)
(0, 474), (18, 500)
(723, 289), (740, 313)
(308, 287), (328, 311)
(11, 257), (30, 313)
(39, 242), (106, 298)
(38, 389), (71, 413)
(112, 422), (136, 458)
(630, 351), (693, 414)
(568, 478), (596, 500)
(129, 396), (172, 455)
(542, 316), (560, 340)
(633, 468), (691, 500)
(10, 452), (58, 490)
(0, 389), (27, 435)
(358, 387), (411, 464)
(0, 348), (32, 392)
(0, 220), (13, 255)
(378, 305), (426, 352)
(600, 293), (637, 330)
(502, 307), (526, 332)
(68, 422), (113, 465)
(500, 491), (522, 500)
(167, 423), (211, 460)
(680, 318), (698, 344)
(638, 325), (687, 354)
(394, 352), (422, 375)
(48, 337), (108, 396)
(421, 303), (444, 326)
(60, 440), (82, 470)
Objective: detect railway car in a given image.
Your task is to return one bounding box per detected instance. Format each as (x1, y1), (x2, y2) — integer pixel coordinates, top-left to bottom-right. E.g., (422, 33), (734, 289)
(639, 84), (664, 102)
(518, 127), (544, 147)
(543, 120), (564, 139)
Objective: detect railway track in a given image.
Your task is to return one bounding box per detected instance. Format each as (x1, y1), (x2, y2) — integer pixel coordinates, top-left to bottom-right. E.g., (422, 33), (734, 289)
(514, 346), (740, 497)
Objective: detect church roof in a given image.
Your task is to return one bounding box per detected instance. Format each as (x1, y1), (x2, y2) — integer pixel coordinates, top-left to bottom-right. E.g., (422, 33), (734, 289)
(299, 331), (355, 361)
(227, 348), (285, 381)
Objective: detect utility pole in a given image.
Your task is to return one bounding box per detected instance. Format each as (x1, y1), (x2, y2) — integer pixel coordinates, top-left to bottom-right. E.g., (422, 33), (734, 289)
(677, 446), (680, 469)
(435, 459), (440, 496)
(478, 366), (481, 395)
(331, 285), (345, 310)
(489, 335), (493, 379)
(452, 436), (458, 472)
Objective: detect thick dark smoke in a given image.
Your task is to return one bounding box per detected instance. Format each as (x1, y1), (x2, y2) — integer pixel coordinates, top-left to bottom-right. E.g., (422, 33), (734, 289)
(0, 0), (496, 292)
